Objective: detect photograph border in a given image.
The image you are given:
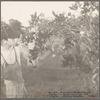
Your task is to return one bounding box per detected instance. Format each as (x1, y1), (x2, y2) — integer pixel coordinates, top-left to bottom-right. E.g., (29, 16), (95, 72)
(0, 0), (100, 100)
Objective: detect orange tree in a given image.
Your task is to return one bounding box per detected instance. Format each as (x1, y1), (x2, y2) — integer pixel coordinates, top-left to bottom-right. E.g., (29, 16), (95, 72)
(61, 1), (99, 94)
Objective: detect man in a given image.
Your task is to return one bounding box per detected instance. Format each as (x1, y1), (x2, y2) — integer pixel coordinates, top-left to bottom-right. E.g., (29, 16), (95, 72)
(1, 22), (27, 98)
(28, 39), (40, 69)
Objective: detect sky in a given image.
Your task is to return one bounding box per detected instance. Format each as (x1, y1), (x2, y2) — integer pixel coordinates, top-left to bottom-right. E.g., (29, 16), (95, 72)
(1, 1), (81, 27)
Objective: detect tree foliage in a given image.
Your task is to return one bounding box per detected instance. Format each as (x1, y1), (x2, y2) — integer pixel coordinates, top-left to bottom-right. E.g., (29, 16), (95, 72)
(61, 1), (99, 94)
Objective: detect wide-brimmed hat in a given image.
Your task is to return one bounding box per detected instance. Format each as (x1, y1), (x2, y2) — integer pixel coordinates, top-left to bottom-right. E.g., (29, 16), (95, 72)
(1, 22), (20, 40)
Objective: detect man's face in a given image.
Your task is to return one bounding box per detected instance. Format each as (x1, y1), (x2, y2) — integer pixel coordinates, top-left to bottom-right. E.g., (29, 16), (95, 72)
(7, 38), (15, 46)
(14, 38), (20, 43)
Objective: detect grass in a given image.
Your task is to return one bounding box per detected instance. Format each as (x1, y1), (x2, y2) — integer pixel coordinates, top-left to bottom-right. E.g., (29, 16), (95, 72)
(21, 50), (98, 98)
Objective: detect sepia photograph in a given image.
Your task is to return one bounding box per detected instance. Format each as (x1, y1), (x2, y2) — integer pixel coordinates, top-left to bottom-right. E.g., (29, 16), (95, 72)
(1, 1), (99, 98)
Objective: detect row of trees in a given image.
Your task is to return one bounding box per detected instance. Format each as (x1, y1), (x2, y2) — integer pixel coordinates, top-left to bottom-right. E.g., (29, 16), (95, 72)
(25, 1), (99, 94)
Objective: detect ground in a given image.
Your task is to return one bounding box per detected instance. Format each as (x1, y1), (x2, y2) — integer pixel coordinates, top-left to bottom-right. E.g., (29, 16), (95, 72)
(21, 49), (98, 98)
